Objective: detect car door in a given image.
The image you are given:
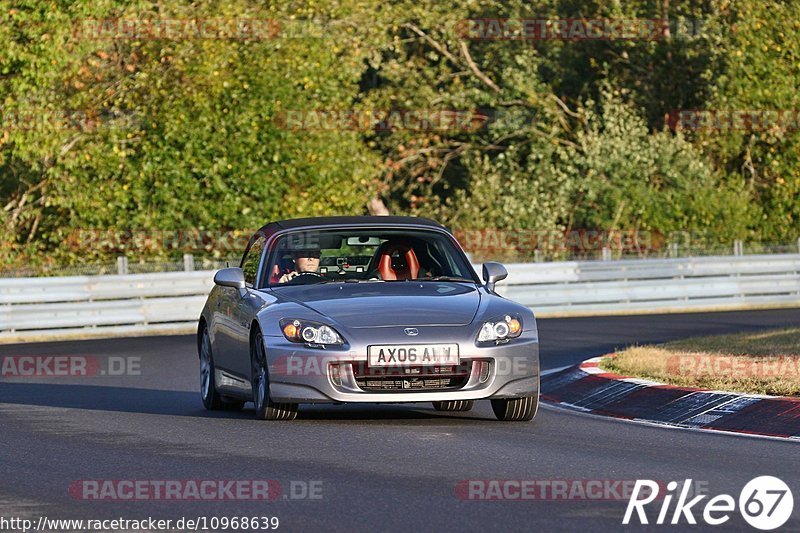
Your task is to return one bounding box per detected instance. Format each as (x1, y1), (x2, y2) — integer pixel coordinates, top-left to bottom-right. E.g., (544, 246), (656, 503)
(213, 235), (267, 378)
(227, 235), (269, 379)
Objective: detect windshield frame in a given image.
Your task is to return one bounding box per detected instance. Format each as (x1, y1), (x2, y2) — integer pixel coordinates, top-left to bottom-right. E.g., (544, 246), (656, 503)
(260, 224), (480, 289)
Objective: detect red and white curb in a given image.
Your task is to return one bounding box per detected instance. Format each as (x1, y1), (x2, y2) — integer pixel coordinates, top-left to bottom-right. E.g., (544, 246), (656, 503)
(541, 356), (800, 440)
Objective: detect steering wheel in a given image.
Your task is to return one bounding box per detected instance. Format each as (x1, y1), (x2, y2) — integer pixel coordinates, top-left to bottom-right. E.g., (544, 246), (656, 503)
(284, 271), (325, 285)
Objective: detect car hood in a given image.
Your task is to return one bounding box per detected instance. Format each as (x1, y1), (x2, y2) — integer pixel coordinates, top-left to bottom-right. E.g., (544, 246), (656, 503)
(272, 282), (481, 328)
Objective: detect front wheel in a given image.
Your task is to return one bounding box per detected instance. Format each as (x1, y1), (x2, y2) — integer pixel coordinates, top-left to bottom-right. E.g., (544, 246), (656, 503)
(433, 400), (474, 412)
(199, 326), (244, 411)
(251, 331), (298, 421)
(490, 395), (538, 422)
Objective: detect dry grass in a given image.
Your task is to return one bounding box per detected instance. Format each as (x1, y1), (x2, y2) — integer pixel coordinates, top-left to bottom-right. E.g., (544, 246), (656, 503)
(599, 328), (800, 397)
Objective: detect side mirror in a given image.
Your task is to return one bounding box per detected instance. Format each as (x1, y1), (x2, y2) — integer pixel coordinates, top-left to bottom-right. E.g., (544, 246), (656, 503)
(214, 267), (246, 290)
(482, 262), (508, 292)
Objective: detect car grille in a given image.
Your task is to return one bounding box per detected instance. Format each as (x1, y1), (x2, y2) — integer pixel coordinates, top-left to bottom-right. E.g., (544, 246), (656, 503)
(351, 362), (472, 392)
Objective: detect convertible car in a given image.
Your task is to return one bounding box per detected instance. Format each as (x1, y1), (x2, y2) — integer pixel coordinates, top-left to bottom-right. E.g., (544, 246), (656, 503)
(198, 216), (539, 421)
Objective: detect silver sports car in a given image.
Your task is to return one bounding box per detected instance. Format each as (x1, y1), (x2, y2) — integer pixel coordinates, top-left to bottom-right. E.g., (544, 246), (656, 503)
(198, 216), (539, 421)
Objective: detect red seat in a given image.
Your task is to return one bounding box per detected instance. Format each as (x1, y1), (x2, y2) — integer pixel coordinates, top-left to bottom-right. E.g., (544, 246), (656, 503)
(269, 256), (295, 284)
(377, 243), (420, 280)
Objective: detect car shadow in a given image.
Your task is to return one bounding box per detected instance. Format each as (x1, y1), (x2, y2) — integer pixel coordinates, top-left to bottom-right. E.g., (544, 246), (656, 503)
(294, 403), (488, 422)
(0, 382), (489, 422)
(0, 382), (250, 419)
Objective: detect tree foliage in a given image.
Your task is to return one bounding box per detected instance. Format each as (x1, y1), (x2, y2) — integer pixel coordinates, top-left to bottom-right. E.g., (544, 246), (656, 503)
(0, 0), (797, 268)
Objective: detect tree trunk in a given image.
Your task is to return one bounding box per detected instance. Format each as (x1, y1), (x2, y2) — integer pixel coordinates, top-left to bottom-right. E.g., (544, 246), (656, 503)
(367, 197), (390, 216)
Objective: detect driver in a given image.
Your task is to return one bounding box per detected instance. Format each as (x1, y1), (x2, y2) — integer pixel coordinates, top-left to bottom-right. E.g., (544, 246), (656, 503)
(278, 249), (321, 283)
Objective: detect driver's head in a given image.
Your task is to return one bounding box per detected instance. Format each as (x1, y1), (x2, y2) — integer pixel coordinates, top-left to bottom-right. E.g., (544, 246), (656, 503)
(291, 249), (321, 273)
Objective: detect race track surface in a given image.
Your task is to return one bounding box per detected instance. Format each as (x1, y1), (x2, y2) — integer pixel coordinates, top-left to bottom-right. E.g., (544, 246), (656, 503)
(2, 309), (799, 532)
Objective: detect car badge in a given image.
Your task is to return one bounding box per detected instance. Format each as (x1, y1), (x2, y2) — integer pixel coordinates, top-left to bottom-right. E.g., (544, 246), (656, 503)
(403, 328), (419, 336)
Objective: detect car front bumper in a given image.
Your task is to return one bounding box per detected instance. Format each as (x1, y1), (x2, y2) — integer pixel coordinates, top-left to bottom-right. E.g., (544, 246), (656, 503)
(264, 333), (539, 404)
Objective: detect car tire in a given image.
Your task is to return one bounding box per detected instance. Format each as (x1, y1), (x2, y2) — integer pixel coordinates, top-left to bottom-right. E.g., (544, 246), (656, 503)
(199, 325), (244, 410)
(251, 330), (298, 421)
(490, 395), (538, 421)
(432, 400), (474, 412)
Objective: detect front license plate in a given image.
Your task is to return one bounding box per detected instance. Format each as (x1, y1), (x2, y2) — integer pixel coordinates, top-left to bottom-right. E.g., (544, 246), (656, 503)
(367, 344), (460, 367)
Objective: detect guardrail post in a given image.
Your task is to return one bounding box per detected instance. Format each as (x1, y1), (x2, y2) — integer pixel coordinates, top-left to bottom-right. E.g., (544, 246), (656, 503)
(183, 254), (195, 272)
(669, 243), (678, 258)
(797, 237), (800, 254)
(116, 256), (129, 275)
(601, 247), (611, 261)
(733, 240), (743, 256)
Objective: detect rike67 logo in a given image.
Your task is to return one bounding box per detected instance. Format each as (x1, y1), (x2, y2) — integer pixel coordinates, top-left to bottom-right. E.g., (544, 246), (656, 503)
(624, 476), (794, 530)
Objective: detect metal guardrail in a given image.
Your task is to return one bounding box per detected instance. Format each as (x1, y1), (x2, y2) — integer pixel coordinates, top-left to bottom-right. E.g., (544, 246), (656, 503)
(1, 254), (799, 342)
(0, 272), (214, 342)
(496, 254), (800, 314)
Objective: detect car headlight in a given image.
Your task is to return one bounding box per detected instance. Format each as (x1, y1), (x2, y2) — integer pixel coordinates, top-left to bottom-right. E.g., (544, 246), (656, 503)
(477, 315), (522, 344)
(280, 318), (344, 346)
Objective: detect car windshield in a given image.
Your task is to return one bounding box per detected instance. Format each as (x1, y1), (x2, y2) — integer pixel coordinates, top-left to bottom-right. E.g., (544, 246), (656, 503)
(266, 228), (476, 286)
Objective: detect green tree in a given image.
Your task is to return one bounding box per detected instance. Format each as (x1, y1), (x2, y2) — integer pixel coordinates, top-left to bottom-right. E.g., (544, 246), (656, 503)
(560, 88), (753, 244)
(699, 0), (800, 241)
(1, 0), (381, 267)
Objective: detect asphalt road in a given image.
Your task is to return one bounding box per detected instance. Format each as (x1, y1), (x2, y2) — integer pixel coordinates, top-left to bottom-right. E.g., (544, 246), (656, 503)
(2, 309), (800, 532)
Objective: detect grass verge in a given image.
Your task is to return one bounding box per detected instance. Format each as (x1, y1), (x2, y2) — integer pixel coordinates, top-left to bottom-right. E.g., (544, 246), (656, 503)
(599, 327), (800, 397)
